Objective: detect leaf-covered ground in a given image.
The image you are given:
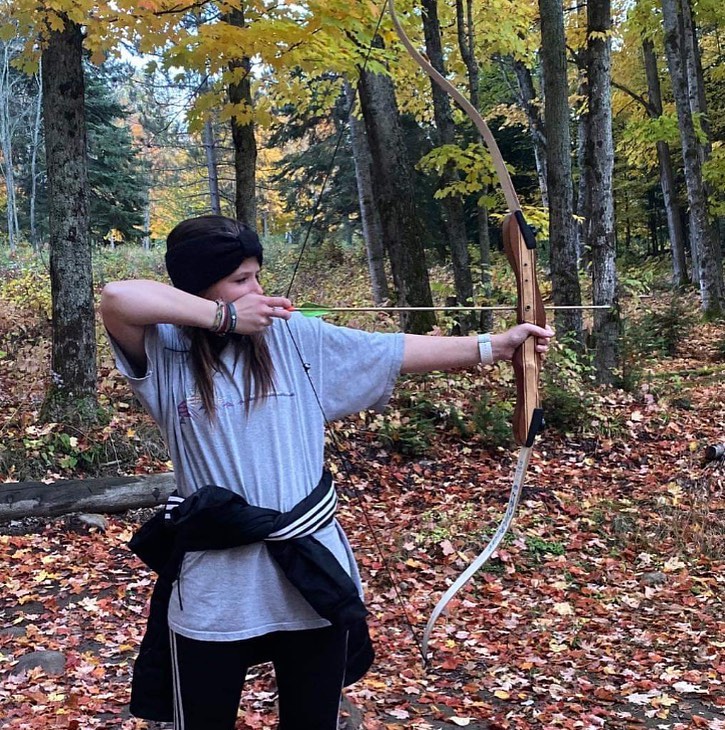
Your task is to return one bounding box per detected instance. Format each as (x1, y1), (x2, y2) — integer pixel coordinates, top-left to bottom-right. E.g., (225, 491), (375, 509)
(1, 275), (724, 729)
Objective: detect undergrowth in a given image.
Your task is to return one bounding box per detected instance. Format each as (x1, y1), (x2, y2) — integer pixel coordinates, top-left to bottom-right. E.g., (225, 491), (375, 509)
(0, 240), (715, 480)
(609, 476), (725, 562)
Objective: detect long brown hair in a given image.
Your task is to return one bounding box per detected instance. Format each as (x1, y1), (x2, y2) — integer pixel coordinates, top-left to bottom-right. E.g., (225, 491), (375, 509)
(186, 329), (276, 418)
(166, 215), (276, 417)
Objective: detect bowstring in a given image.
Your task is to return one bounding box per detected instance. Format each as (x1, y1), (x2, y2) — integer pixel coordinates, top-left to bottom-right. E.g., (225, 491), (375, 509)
(281, 1), (427, 662)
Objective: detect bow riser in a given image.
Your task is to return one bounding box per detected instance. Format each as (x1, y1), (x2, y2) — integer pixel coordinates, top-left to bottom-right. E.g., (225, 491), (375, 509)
(502, 213), (546, 447)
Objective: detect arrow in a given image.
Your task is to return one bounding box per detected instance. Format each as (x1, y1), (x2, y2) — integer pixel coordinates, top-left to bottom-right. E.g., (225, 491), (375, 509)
(287, 302), (610, 317)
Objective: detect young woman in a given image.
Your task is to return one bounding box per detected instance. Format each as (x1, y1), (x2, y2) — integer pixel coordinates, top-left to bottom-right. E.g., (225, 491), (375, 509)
(101, 214), (552, 730)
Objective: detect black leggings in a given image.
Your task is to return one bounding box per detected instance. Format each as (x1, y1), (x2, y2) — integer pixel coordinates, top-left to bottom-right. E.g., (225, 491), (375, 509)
(170, 626), (349, 730)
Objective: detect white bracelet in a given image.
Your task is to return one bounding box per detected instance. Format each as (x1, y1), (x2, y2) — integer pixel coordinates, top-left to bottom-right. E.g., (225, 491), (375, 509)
(477, 333), (494, 365)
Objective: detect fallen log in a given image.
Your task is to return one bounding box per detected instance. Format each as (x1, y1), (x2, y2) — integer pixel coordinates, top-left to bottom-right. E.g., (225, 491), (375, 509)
(0, 473), (176, 520)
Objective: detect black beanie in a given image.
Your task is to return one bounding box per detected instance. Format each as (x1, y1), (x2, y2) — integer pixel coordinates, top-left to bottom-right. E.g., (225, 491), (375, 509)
(165, 215), (264, 294)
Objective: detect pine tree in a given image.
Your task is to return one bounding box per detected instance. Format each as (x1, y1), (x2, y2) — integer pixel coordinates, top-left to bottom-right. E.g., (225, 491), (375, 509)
(85, 65), (147, 244)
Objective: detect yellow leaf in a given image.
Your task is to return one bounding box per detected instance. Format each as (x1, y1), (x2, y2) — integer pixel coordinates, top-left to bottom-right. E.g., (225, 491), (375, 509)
(663, 556), (686, 572)
(653, 693), (678, 707)
(46, 13), (66, 32)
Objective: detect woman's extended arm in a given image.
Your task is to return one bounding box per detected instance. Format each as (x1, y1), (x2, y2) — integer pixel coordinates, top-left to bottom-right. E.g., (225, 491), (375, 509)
(401, 323), (553, 374)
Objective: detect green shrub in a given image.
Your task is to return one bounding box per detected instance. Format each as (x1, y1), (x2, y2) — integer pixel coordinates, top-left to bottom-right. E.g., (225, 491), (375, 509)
(540, 337), (596, 435)
(0, 268), (52, 318)
(632, 295), (695, 357)
(376, 411), (435, 456)
(526, 535), (566, 558)
(471, 393), (512, 447)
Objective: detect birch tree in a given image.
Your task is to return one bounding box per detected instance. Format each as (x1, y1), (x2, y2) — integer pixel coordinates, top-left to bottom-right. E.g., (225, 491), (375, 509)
(0, 36), (22, 252)
(661, 0), (723, 316)
(29, 64), (43, 251)
(586, 0), (620, 382)
(344, 81), (389, 305)
(641, 36), (688, 285)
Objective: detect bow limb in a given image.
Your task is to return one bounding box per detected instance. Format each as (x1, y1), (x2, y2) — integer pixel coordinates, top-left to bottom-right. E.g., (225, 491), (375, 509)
(387, 0), (522, 216)
(387, 0), (546, 658)
(421, 445), (532, 657)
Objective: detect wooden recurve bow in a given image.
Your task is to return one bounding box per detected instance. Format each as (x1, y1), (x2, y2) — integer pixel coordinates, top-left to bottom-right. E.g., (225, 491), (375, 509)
(386, 0), (547, 659)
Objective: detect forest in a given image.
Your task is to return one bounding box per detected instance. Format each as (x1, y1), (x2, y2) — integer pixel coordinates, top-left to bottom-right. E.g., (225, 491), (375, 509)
(0, 0), (723, 728)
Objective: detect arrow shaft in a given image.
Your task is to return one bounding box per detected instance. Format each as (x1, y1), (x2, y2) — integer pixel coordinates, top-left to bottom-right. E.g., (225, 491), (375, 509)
(294, 304), (609, 313)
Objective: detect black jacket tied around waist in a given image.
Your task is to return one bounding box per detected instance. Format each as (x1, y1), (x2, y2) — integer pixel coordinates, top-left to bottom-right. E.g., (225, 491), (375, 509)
(127, 470), (374, 722)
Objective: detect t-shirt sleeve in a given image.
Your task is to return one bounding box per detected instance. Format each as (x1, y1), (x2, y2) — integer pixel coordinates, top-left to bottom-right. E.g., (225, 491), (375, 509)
(289, 315), (404, 421)
(107, 324), (182, 424)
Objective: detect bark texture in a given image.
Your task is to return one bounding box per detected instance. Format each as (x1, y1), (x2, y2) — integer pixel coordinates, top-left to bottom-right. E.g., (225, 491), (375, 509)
(357, 45), (435, 334)
(538, 0), (584, 350)
(203, 118), (222, 215)
(227, 6), (257, 228)
(586, 0), (620, 382)
(0, 474), (176, 519)
(421, 0), (474, 333)
(41, 18), (98, 424)
(661, 0), (723, 315)
(344, 82), (389, 305)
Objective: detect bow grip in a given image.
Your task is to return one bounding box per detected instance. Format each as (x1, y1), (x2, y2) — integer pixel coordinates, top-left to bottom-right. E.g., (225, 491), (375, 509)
(502, 213), (546, 447)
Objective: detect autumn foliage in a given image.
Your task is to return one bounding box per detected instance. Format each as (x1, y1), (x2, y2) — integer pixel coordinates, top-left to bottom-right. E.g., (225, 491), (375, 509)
(1, 249), (724, 728)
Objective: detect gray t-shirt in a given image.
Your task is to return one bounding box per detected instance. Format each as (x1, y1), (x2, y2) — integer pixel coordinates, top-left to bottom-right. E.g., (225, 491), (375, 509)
(112, 314), (404, 641)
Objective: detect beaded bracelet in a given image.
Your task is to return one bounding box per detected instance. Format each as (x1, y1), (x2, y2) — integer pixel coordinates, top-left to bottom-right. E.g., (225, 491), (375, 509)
(209, 299), (226, 333)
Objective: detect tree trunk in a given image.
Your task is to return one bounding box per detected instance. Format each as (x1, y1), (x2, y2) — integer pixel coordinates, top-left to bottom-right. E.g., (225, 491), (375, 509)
(357, 43), (435, 334)
(40, 18), (98, 425)
(30, 65), (43, 252)
(227, 6), (257, 228)
(142, 194), (151, 250)
(0, 40), (18, 252)
(203, 117), (222, 215)
(576, 81), (590, 267)
(661, 0), (723, 316)
(680, 0), (711, 156)
(573, 0), (589, 268)
(586, 0), (620, 382)
(679, 0), (721, 251)
(511, 59), (549, 208)
(456, 0), (492, 332)
(641, 37), (688, 286)
(344, 82), (389, 305)
(538, 0), (584, 351)
(421, 0), (474, 333)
